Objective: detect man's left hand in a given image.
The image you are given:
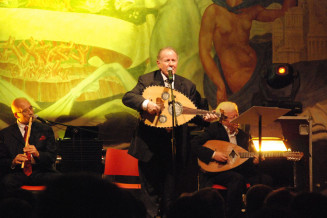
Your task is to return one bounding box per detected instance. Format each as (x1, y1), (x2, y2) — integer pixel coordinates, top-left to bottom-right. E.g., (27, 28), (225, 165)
(203, 111), (219, 122)
(23, 145), (40, 158)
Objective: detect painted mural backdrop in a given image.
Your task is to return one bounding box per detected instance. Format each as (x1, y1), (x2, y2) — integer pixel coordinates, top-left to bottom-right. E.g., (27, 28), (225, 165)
(0, 0), (327, 146)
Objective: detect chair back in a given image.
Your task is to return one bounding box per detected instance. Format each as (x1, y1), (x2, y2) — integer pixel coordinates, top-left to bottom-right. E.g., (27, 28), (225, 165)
(104, 148), (139, 177)
(104, 148), (141, 189)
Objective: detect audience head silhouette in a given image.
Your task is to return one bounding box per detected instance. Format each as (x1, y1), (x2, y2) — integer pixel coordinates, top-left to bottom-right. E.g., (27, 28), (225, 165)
(291, 191), (327, 218)
(264, 187), (295, 210)
(37, 173), (145, 218)
(168, 187), (225, 218)
(245, 184), (273, 216)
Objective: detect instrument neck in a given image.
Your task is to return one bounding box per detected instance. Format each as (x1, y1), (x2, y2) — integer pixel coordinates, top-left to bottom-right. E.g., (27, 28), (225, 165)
(239, 151), (286, 158)
(182, 107), (223, 118)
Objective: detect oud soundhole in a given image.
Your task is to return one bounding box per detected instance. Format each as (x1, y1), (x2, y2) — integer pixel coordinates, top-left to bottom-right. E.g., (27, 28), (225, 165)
(168, 102), (183, 117)
(159, 115), (167, 123)
(161, 92), (170, 100)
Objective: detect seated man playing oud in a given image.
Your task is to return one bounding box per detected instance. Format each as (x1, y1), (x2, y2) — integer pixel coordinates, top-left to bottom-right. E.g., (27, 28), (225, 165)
(191, 101), (272, 218)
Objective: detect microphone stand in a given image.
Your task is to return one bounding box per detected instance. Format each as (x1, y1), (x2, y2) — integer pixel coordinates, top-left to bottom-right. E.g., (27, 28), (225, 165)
(168, 80), (178, 174)
(41, 119), (99, 137)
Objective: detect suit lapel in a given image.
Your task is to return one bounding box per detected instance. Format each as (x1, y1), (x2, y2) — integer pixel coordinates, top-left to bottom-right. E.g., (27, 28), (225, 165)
(152, 70), (165, 86)
(216, 123), (230, 142)
(11, 124), (25, 144)
(29, 123), (36, 146)
(29, 122), (43, 147)
(9, 124), (25, 153)
(174, 75), (184, 93)
(149, 71), (186, 92)
(222, 127), (230, 142)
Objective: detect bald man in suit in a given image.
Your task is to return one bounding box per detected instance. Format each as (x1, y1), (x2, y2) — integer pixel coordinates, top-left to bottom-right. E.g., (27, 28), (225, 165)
(0, 98), (59, 191)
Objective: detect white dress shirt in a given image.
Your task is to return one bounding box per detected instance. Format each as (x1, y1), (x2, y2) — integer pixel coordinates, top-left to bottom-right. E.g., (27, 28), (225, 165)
(142, 71), (174, 110)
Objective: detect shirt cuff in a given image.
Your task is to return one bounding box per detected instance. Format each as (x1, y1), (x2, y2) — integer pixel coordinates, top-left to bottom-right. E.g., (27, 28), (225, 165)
(142, 99), (149, 111)
(211, 151), (216, 159)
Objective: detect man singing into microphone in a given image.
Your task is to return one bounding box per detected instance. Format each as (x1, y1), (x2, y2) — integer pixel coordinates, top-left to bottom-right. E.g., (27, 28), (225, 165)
(0, 97), (60, 191)
(122, 47), (218, 217)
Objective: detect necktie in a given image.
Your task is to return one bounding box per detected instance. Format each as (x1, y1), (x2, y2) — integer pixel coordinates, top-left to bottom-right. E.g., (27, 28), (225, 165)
(23, 125), (32, 176)
(165, 79), (172, 88)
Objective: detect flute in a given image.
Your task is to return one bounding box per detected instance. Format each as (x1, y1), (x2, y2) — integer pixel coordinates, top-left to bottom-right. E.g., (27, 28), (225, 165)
(22, 116), (32, 168)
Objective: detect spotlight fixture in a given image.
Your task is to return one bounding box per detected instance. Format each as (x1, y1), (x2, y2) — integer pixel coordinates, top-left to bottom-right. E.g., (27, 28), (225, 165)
(252, 62), (302, 115)
(267, 63), (293, 89)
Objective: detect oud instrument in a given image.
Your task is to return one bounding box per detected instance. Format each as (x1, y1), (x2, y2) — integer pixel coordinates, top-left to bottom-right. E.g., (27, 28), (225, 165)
(142, 86), (225, 128)
(198, 140), (304, 173)
(21, 116), (32, 168)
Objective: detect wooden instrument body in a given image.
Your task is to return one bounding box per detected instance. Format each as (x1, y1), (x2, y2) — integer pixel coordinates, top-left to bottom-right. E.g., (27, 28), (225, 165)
(198, 140), (248, 173)
(198, 140), (304, 173)
(142, 86), (221, 128)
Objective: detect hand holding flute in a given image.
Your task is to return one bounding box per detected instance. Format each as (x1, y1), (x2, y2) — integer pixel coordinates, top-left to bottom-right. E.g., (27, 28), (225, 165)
(21, 116), (33, 168)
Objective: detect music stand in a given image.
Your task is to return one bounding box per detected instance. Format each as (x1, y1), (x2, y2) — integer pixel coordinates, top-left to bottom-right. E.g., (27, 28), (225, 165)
(231, 106), (290, 156)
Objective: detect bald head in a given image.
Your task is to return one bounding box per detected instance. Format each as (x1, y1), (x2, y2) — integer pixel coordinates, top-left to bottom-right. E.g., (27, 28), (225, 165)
(11, 98), (28, 113)
(11, 98), (34, 124)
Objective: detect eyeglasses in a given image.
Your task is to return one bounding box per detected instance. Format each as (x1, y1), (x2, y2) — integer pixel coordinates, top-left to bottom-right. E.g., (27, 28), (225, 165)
(17, 106), (35, 114)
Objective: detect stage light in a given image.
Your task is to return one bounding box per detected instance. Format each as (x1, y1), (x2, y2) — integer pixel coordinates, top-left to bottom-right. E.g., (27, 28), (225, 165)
(267, 63), (293, 89)
(277, 66), (286, 75)
(252, 137), (287, 152)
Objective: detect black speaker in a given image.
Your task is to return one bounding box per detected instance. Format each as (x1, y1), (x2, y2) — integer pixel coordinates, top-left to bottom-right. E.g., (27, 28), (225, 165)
(57, 126), (103, 174)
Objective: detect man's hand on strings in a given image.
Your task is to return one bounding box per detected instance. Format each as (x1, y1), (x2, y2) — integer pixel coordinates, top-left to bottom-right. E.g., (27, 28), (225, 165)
(212, 151), (228, 162)
(146, 101), (161, 115)
(203, 110), (219, 122)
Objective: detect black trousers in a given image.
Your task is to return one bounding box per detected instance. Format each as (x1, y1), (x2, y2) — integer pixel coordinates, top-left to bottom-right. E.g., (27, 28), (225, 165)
(138, 154), (177, 218)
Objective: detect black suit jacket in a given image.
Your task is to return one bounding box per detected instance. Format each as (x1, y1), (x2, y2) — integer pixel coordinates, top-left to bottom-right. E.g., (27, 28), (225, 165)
(122, 70), (201, 163)
(0, 121), (57, 176)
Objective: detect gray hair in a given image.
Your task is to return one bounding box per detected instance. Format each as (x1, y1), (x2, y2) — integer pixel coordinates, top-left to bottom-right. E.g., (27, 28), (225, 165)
(216, 101), (238, 113)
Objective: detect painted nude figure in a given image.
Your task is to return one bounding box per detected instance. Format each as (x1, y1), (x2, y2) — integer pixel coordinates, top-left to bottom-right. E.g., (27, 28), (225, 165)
(199, 0), (296, 104)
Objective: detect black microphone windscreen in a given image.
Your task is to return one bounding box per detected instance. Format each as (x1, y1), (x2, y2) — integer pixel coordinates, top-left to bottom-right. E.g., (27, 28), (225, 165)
(168, 67), (173, 82)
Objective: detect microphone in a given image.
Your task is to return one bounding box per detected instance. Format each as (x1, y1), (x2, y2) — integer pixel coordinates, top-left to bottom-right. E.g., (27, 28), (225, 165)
(168, 67), (173, 83)
(33, 114), (47, 124)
